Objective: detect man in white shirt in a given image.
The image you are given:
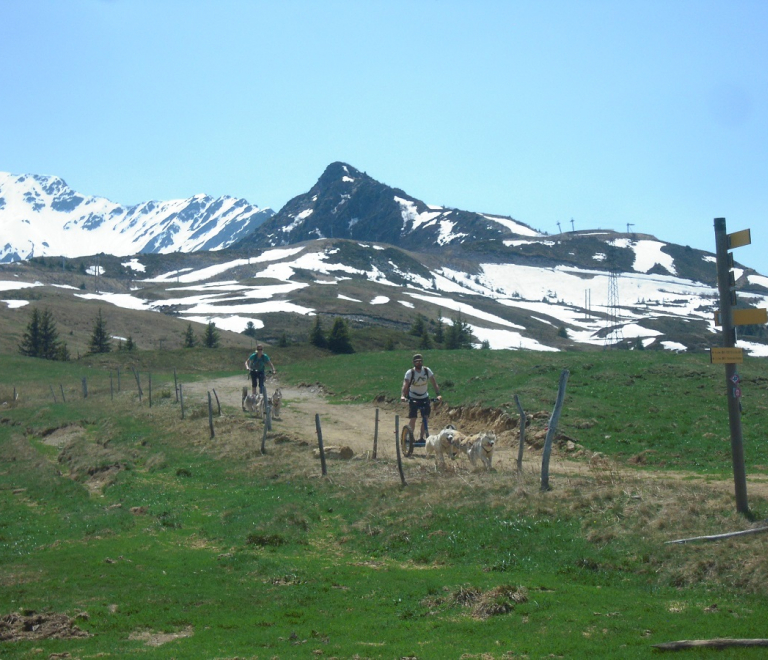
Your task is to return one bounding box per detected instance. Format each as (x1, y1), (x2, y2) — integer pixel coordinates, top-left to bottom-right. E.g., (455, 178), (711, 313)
(400, 353), (442, 438)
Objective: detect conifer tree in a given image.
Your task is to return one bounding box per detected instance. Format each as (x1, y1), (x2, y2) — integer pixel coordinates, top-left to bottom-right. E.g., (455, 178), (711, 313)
(18, 308), (41, 357)
(39, 308), (63, 359)
(183, 323), (196, 348)
(87, 308), (112, 354)
(444, 312), (473, 350)
(309, 316), (327, 349)
(409, 314), (427, 337)
(434, 312), (445, 344)
(243, 321), (258, 338)
(327, 318), (354, 354)
(202, 321), (220, 348)
(125, 335), (136, 351)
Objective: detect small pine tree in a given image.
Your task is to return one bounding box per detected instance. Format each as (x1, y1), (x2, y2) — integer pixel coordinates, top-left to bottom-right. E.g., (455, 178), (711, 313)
(202, 321), (220, 348)
(125, 335), (136, 351)
(445, 312), (473, 350)
(18, 308), (42, 357)
(38, 309), (62, 360)
(278, 332), (289, 348)
(309, 316), (327, 349)
(409, 314), (427, 337)
(183, 323), (196, 348)
(243, 321), (258, 338)
(481, 339), (491, 350)
(419, 329), (433, 350)
(385, 337), (395, 351)
(327, 318), (354, 354)
(87, 309), (112, 354)
(434, 312), (445, 344)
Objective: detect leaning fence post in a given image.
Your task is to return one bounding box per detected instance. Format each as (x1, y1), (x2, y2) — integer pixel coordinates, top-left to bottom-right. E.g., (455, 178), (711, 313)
(541, 369), (570, 492)
(373, 408), (379, 459)
(13, 387), (17, 401)
(212, 389), (221, 416)
(315, 413), (328, 477)
(148, 373), (152, 408)
(49, 385), (57, 403)
(117, 367), (121, 392)
(110, 372), (114, 401)
(261, 415), (268, 455)
(131, 367), (143, 403)
(82, 377), (88, 399)
(60, 384), (66, 402)
(173, 368), (178, 402)
(514, 394), (526, 473)
(208, 391), (215, 439)
(395, 414), (407, 486)
(179, 383), (185, 420)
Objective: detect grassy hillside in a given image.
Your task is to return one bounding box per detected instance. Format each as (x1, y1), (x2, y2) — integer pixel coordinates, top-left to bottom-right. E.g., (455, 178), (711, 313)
(2, 349), (768, 658)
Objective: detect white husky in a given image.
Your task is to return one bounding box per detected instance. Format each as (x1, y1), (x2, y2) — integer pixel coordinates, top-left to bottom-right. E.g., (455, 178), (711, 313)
(270, 388), (283, 419)
(242, 386), (263, 417)
(468, 431), (496, 470)
(424, 425), (456, 467)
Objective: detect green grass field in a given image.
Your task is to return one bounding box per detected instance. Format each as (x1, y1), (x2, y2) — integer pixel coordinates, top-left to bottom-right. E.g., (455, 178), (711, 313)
(1, 348), (768, 658)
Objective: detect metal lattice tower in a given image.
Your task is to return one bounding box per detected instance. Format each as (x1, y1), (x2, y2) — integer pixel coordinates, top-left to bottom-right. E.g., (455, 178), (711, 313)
(604, 269), (624, 347)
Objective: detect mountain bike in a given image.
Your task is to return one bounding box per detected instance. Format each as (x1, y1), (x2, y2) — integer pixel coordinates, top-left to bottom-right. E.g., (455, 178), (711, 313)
(400, 398), (440, 457)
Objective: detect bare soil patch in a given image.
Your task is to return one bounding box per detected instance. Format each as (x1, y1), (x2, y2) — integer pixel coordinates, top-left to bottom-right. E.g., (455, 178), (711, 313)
(0, 611), (90, 642)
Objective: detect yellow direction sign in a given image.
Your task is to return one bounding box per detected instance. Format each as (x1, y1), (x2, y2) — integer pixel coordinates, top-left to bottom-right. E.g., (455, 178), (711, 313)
(710, 347), (744, 364)
(714, 308), (768, 326)
(728, 229), (752, 249)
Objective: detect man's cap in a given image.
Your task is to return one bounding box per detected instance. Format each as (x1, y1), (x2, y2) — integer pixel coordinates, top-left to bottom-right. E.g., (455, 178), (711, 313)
(256, 345), (263, 349)
(412, 354), (423, 362)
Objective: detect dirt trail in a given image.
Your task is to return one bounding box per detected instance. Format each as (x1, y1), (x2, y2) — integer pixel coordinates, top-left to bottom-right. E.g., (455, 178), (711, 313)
(183, 375), (768, 498)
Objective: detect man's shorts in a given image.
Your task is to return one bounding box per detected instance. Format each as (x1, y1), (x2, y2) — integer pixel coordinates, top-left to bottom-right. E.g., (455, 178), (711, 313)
(250, 370), (266, 390)
(408, 396), (431, 419)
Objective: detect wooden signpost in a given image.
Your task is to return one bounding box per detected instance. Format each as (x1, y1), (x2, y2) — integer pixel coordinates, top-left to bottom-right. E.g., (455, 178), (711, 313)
(712, 218), (765, 515)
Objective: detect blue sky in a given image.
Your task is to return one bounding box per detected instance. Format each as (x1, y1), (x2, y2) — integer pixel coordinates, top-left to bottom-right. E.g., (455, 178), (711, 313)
(2, 0), (767, 275)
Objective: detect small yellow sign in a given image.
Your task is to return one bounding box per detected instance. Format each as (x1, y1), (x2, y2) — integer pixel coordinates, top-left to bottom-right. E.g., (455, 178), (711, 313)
(714, 308), (768, 326)
(710, 347), (744, 364)
(728, 229), (752, 249)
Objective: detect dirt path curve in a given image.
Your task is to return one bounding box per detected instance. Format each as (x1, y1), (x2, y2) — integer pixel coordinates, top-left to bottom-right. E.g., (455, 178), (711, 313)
(184, 375), (406, 460)
(183, 375), (768, 500)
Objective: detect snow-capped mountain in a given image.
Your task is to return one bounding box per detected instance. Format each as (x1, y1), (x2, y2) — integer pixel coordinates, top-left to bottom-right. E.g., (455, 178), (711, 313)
(0, 172), (274, 262)
(234, 162), (540, 250)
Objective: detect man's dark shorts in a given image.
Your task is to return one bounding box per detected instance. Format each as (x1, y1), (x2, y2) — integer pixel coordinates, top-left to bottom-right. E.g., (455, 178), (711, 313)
(408, 396), (431, 419)
(250, 370), (266, 391)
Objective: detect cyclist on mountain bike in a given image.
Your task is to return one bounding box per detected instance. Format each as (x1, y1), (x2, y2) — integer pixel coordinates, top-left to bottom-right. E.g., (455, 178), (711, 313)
(400, 353), (442, 439)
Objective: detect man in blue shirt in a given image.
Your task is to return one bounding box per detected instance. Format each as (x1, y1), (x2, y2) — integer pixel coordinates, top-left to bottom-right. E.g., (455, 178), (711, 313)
(245, 344), (276, 396)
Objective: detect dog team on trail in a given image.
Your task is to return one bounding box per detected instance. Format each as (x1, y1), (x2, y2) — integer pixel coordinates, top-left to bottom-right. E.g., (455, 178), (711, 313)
(244, 347), (494, 470)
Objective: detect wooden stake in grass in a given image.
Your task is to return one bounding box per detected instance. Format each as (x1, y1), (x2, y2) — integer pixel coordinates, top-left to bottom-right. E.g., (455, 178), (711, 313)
(315, 413), (328, 477)
(541, 369), (570, 492)
(261, 415), (267, 455)
(208, 391), (215, 439)
(110, 372), (113, 401)
(395, 414), (407, 487)
(59, 384), (66, 403)
(212, 389), (221, 416)
(49, 385), (57, 403)
(148, 373), (152, 408)
(173, 368), (178, 402)
(82, 377), (88, 399)
(373, 408), (379, 459)
(117, 367), (121, 392)
(131, 367), (143, 403)
(179, 383), (185, 420)
(13, 386), (17, 401)
(514, 394), (525, 473)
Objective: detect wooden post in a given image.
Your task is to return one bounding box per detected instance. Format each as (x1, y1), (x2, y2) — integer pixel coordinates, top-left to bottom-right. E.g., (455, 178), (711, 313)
(395, 414), (407, 486)
(315, 413), (328, 477)
(373, 408), (379, 459)
(82, 377), (88, 399)
(13, 387), (17, 401)
(117, 367), (121, 392)
(60, 384), (66, 403)
(179, 383), (185, 420)
(261, 415), (268, 455)
(208, 391), (214, 439)
(514, 394), (525, 473)
(148, 373), (152, 408)
(212, 389), (221, 416)
(131, 367), (143, 403)
(110, 372), (114, 401)
(173, 368), (178, 402)
(714, 217), (749, 515)
(49, 385), (57, 403)
(541, 369), (570, 492)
